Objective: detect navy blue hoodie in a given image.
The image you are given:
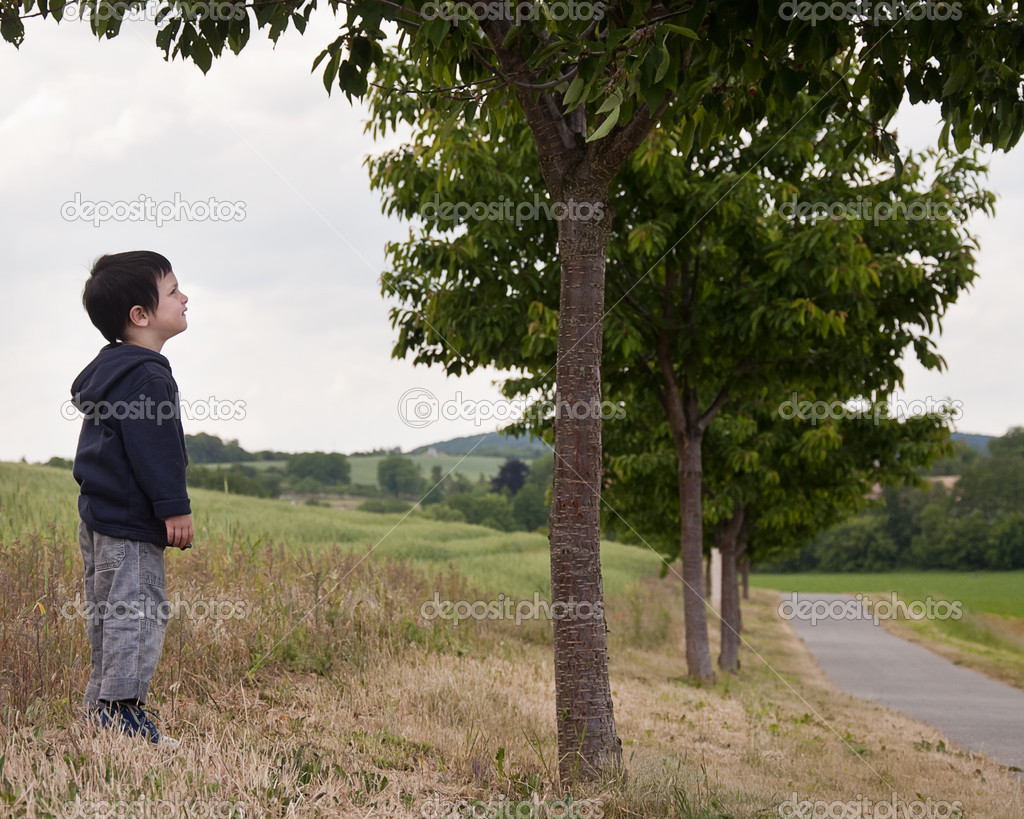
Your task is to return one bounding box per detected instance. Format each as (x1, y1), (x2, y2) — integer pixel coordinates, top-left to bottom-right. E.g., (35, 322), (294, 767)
(71, 343), (191, 544)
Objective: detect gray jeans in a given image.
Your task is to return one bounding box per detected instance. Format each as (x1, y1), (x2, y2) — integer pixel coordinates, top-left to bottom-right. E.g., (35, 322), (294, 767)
(79, 520), (169, 706)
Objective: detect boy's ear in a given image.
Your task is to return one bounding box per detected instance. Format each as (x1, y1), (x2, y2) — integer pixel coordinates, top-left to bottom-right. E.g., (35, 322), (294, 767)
(127, 305), (149, 328)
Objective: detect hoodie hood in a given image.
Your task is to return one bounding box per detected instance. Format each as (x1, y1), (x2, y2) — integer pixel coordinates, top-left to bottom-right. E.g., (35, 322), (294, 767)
(71, 343), (173, 409)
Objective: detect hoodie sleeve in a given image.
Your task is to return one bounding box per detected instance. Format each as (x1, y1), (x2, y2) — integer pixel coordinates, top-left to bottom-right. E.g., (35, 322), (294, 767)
(120, 374), (192, 520)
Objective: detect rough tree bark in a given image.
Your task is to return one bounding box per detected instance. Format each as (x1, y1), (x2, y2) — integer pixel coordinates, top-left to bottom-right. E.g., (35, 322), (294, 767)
(716, 508), (746, 673)
(474, 14), (676, 780)
(548, 185), (621, 781)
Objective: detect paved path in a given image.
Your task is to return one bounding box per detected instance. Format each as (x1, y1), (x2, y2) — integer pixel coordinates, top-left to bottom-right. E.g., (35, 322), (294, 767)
(781, 592), (1024, 778)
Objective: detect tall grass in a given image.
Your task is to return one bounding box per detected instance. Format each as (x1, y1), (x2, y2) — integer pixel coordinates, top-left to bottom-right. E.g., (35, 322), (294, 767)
(3, 463), (1021, 817)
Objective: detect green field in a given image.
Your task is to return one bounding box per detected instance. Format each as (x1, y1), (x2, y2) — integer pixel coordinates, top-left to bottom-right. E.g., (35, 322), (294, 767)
(346, 454), (510, 487)
(752, 571), (1024, 619)
(0, 461), (659, 599)
(206, 453), (511, 488)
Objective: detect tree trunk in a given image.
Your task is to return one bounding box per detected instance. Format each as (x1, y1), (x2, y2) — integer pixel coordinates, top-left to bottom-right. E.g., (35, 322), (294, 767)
(656, 359), (715, 682)
(704, 553), (711, 600)
(717, 508), (745, 673)
(675, 424), (715, 682)
(549, 189), (621, 782)
(741, 556), (750, 600)
(475, 15), (673, 782)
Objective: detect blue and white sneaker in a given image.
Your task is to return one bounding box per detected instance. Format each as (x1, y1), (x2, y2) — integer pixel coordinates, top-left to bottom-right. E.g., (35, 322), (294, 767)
(88, 701), (180, 748)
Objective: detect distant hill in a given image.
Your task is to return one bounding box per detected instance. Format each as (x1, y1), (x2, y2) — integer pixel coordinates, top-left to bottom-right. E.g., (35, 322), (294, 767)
(951, 432), (993, 455)
(409, 431), (547, 460)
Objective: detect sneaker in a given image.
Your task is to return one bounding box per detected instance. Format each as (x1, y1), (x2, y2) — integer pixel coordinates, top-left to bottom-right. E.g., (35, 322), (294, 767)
(95, 701), (180, 748)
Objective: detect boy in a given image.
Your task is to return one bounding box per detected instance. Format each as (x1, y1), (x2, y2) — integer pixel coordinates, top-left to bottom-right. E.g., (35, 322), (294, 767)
(71, 250), (192, 747)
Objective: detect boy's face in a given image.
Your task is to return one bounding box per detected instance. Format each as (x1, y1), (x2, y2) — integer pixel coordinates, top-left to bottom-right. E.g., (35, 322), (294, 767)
(143, 271), (188, 342)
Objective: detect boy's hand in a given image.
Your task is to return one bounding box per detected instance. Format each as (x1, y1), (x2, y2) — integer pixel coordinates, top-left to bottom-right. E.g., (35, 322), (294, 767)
(163, 514), (194, 549)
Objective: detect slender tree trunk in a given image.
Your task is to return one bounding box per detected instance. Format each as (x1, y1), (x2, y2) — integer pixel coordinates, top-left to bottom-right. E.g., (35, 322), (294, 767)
(741, 556), (750, 600)
(653, 256), (731, 683)
(549, 189), (621, 782)
(717, 509), (745, 673)
(674, 418), (715, 682)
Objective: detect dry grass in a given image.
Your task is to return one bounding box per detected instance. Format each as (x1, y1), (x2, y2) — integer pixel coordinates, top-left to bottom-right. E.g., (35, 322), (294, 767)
(1, 523), (1023, 818)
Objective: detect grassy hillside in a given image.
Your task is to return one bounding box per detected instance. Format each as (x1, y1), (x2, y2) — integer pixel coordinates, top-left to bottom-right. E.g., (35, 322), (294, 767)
(2, 463), (1022, 816)
(0, 462), (656, 599)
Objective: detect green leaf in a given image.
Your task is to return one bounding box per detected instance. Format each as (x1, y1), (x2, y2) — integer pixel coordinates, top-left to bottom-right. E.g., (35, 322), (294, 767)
(323, 50), (342, 94)
(654, 41), (672, 84)
(596, 91), (622, 116)
(0, 8), (24, 46)
(587, 104), (620, 142)
(677, 115), (696, 158)
(562, 74), (586, 110)
(663, 24), (699, 39)
(422, 17), (450, 50)
(501, 25), (521, 50)
(191, 36), (213, 74)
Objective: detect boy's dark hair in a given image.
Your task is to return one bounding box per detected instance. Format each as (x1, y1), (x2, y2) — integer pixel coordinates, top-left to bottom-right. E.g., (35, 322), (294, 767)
(83, 251), (173, 343)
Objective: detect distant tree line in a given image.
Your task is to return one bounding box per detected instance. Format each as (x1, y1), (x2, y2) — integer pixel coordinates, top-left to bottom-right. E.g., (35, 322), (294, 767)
(182, 434), (352, 498)
(185, 432), (290, 464)
(760, 428), (1024, 572)
(363, 453), (552, 533)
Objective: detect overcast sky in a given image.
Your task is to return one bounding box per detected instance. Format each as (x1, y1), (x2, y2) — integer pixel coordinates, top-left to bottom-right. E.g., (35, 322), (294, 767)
(1, 14), (1021, 463)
